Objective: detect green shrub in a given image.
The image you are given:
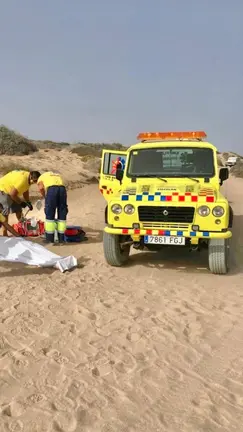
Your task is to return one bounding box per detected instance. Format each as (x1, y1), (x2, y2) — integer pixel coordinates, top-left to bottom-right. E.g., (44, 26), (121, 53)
(0, 125), (37, 155)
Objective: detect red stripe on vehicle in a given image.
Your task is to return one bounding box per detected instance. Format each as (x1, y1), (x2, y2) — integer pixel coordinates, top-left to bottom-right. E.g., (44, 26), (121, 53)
(179, 196), (185, 201)
(166, 196), (172, 201)
(206, 196), (215, 202)
(146, 229), (153, 235)
(185, 192), (191, 196)
(134, 229), (140, 234)
(191, 195), (198, 202)
(172, 192), (179, 195)
(158, 230), (165, 235)
(122, 229), (129, 234)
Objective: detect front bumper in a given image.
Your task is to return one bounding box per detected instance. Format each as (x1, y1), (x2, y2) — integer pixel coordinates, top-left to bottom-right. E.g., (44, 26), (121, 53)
(104, 226), (232, 239)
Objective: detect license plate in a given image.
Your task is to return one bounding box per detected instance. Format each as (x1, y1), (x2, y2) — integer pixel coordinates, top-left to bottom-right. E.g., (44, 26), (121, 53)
(144, 235), (185, 245)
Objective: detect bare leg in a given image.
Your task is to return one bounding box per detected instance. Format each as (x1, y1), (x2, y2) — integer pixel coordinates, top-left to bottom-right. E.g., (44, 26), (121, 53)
(3, 211), (22, 236)
(2, 215), (8, 236)
(16, 211), (22, 221)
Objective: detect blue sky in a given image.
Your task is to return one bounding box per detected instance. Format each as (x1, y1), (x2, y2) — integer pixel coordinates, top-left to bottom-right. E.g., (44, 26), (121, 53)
(0, 0), (242, 151)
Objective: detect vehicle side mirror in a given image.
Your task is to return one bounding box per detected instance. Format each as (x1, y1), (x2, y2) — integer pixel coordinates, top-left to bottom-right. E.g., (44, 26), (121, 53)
(115, 163), (124, 183)
(219, 167), (229, 185)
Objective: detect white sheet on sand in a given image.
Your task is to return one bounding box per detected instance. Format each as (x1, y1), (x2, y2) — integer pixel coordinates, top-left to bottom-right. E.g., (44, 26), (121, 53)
(0, 237), (77, 272)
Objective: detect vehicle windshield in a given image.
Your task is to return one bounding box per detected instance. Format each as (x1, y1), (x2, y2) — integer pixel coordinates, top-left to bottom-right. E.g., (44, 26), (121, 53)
(127, 147), (215, 178)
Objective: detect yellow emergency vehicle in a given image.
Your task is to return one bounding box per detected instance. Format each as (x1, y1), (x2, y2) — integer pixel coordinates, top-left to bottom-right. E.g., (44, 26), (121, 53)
(99, 131), (232, 274)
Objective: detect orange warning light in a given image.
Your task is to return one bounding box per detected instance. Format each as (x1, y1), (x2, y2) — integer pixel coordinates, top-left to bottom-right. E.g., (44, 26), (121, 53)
(137, 131), (207, 141)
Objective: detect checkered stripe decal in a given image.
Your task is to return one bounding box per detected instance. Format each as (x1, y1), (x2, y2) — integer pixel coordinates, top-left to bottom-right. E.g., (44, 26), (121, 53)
(121, 191), (215, 203)
(100, 188), (113, 195)
(121, 228), (210, 236)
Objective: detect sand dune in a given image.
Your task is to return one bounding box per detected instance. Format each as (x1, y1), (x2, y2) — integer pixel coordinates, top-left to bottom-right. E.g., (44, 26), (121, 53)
(0, 177), (243, 431)
(0, 149), (100, 194)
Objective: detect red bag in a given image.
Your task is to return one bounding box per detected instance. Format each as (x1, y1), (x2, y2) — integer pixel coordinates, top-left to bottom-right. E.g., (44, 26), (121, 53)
(13, 219), (45, 237)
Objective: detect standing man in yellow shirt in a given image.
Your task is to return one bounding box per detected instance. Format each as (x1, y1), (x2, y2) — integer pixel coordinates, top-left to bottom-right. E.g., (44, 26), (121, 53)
(37, 171), (68, 244)
(0, 170), (41, 236)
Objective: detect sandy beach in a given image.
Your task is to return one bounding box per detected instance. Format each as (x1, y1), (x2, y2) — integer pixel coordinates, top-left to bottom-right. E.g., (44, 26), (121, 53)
(0, 176), (243, 432)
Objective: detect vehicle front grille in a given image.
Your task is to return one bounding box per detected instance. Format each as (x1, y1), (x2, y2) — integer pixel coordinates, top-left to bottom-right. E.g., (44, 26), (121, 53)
(142, 222), (190, 230)
(138, 206), (195, 223)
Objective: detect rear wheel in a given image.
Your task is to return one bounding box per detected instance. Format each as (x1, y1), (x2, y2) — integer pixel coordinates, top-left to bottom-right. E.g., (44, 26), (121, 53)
(229, 206), (233, 228)
(103, 232), (130, 266)
(208, 238), (230, 274)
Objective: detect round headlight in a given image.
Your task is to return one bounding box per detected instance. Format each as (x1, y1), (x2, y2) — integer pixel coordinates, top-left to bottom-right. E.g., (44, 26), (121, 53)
(111, 204), (122, 214)
(124, 204), (135, 215)
(212, 206), (225, 217)
(198, 205), (210, 217)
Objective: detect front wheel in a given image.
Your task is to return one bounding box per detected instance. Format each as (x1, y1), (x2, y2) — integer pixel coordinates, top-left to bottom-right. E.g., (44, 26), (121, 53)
(208, 238), (230, 274)
(103, 232), (130, 266)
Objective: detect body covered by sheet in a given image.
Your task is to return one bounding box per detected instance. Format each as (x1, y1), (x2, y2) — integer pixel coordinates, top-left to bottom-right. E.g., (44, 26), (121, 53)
(0, 237), (77, 272)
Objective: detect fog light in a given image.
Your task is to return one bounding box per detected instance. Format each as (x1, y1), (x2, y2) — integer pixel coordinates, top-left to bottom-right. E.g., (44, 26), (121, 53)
(133, 223), (140, 229)
(192, 225), (199, 231)
(215, 219), (221, 225)
(114, 216), (119, 221)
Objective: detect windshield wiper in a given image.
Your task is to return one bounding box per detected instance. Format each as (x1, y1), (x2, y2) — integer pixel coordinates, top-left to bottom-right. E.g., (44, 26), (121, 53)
(170, 175), (199, 183)
(131, 174), (167, 182)
(185, 177), (199, 183)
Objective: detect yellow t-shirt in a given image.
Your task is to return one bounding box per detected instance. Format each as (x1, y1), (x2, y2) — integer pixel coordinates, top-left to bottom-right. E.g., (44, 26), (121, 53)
(0, 213), (6, 223)
(0, 171), (30, 196)
(37, 172), (64, 190)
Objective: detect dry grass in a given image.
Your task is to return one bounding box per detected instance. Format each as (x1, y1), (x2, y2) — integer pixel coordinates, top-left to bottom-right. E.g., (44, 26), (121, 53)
(0, 162), (31, 176)
(34, 140), (70, 150)
(217, 155), (224, 167)
(231, 161), (243, 178)
(71, 143), (126, 158)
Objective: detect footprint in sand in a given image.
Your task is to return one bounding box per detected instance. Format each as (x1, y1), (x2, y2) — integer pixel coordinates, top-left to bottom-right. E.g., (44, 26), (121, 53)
(43, 348), (69, 365)
(8, 420), (24, 432)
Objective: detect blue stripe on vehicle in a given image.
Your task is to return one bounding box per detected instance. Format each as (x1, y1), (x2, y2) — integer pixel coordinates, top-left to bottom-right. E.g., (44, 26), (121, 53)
(148, 195), (154, 201)
(190, 231), (196, 236)
(136, 195), (143, 201)
(155, 192), (161, 195)
(203, 232), (209, 237)
(160, 195), (166, 201)
(177, 231), (183, 236)
(165, 230), (170, 236)
(121, 195), (129, 201)
(143, 192), (149, 195)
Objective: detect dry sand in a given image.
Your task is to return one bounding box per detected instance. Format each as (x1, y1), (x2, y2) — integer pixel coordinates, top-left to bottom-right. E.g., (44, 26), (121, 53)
(0, 176), (243, 432)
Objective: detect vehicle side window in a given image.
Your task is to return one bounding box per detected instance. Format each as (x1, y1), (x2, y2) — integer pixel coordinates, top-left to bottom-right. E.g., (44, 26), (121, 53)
(103, 153), (127, 176)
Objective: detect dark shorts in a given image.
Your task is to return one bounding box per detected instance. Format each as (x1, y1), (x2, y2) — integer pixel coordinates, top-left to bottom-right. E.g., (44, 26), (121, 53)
(0, 191), (22, 215)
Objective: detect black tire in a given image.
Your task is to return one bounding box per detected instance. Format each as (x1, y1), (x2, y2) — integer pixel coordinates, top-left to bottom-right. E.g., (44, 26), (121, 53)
(105, 206), (108, 224)
(208, 238), (230, 274)
(103, 232), (130, 266)
(229, 206), (233, 228)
